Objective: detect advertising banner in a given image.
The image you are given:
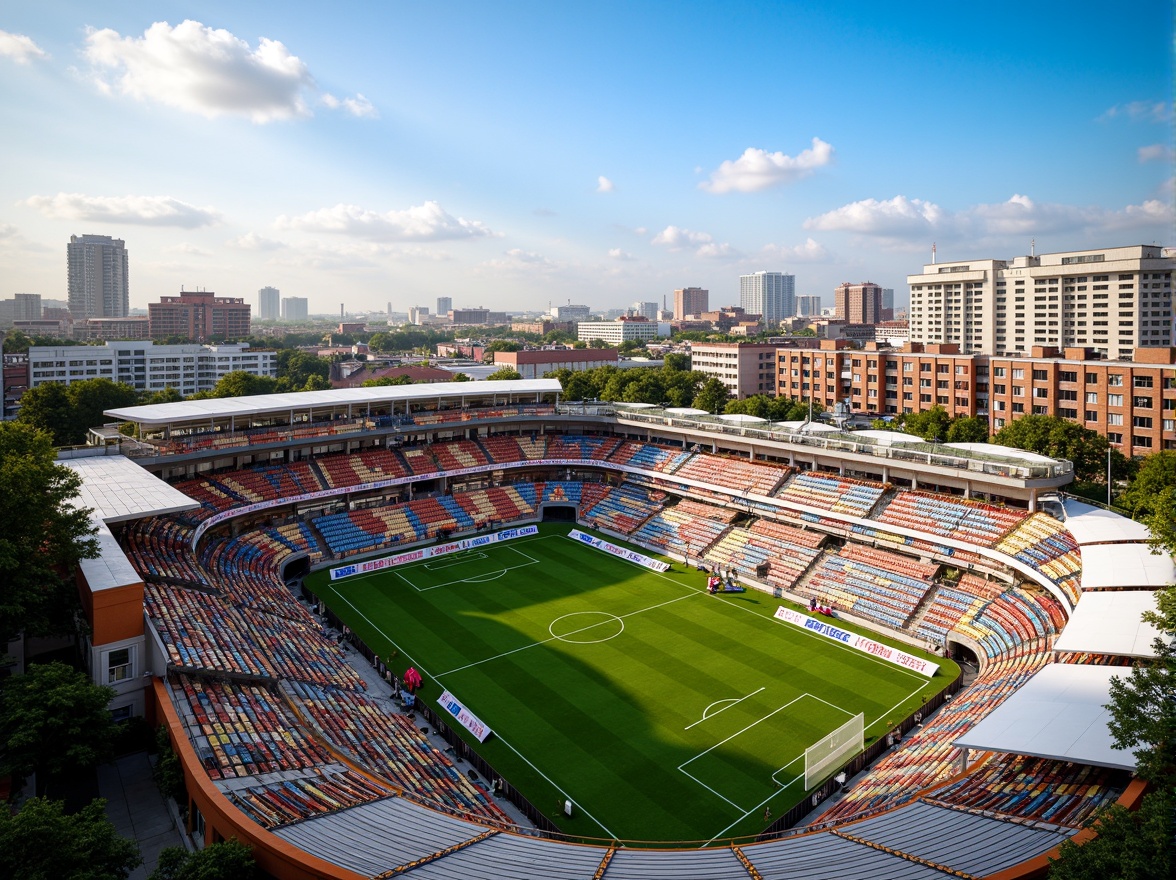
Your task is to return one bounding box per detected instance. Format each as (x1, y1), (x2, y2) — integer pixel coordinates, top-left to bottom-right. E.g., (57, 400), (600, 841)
(567, 528), (671, 572)
(329, 525), (538, 581)
(437, 689), (492, 743)
(774, 606), (939, 677)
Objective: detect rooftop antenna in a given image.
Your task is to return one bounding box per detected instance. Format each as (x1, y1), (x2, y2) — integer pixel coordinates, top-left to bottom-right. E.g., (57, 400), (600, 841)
(931, 243), (937, 265)
(1030, 238), (1036, 257)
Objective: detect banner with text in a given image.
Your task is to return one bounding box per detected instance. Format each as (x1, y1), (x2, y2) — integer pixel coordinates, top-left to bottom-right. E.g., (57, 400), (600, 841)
(329, 525), (538, 581)
(774, 607), (939, 677)
(437, 689), (492, 743)
(567, 528), (671, 573)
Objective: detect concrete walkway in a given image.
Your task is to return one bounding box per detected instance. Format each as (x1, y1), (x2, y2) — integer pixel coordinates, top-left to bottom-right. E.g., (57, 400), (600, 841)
(98, 753), (187, 879)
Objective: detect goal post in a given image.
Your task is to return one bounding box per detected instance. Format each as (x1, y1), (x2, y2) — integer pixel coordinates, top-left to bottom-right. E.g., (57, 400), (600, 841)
(804, 712), (864, 790)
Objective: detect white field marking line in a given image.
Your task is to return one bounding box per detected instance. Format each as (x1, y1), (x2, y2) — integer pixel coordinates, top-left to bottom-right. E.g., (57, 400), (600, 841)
(415, 555), (540, 592)
(769, 753), (806, 787)
(558, 529), (937, 685)
(331, 589), (429, 682)
(424, 551), (489, 571)
(869, 681), (928, 734)
(679, 694), (809, 773)
(460, 570), (507, 584)
(805, 693), (857, 719)
(494, 732), (619, 841)
(685, 687), (765, 731)
(706, 757), (807, 845)
(434, 574), (703, 678)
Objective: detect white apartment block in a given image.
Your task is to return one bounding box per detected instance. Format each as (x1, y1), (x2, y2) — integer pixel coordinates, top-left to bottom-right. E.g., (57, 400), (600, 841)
(28, 341), (277, 395)
(740, 272), (796, 325)
(908, 245), (1174, 360)
(577, 319), (664, 345)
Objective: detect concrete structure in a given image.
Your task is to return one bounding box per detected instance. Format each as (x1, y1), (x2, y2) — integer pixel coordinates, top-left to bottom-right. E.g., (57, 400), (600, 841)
(796, 295), (821, 318)
(552, 304), (592, 322)
(673, 287), (709, 320)
(68, 234), (129, 319)
(881, 288), (895, 321)
(436, 296), (452, 317)
(409, 306), (430, 324)
(511, 319), (574, 336)
(493, 348), (618, 379)
(14, 293), (41, 322)
(82, 316), (151, 340)
(740, 272), (795, 326)
(907, 244), (1174, 359)
(258, 286), (281, 321)
(281, 296), (309, 321)
(148, 290), (251, 341)
(690, 341), (779, 398)
(776, 340), (1176, 451)
(632, 300), (659, 320)
(577, 316), (665, 345)
(28, 341), (277, 395)
(834, 282), (884, 324)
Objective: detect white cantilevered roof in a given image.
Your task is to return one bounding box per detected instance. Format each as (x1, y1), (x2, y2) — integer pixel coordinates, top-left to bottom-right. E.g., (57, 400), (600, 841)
(954, 664), (1140, 770)
(1054, 590), (1167, 658)
(102, 378), (563, 425)
(59, 454), (199, 523)
(1080, 542), (1176, 590)
(1060, 498), (1154, 544)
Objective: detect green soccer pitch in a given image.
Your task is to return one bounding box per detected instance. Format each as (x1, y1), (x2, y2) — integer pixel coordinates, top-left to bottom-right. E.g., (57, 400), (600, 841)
(305, 523), (958, 844)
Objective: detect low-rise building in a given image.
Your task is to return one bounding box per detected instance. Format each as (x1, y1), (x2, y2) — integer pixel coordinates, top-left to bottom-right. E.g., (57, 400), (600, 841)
(493, 348), (618, 379)
(690, 342), (779, 398)
(28, 341), (277, 395)
(577, 317), (667, 345)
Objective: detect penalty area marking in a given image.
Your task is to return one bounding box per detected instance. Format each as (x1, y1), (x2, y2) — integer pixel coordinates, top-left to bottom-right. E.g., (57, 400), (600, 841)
(685, 687), (765, 731)
(400, 545), (541, 592)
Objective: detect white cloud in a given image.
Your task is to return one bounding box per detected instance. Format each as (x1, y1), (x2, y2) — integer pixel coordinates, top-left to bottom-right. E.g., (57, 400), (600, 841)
(322, 92), (377, 118)
(805, 193), (1174, 242)
(0, 30), (48, 64)
(170, 242), (212, 256)
(23, 192), (221, 227)
(1138, 144), (1174, 163)
(479, 248), (561, 273)
(760, 237), (830, 262)
(651, 225), (713, 249)
(0, 222), (16, 239)
(696, 242), (741, 259)
(227, 232), (286, 251)
(700, 138), (834, 194)
(1099, 100), (1172, 123)
(275, 201), (497, 241)
(596, 176), (615, 193)
(83, 20), (316, 122)
(805, 195), (943, 236)
(608, 248), (634, 261)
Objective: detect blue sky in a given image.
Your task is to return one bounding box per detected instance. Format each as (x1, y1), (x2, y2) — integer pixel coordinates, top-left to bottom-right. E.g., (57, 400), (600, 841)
(0, 1), (1171, 316)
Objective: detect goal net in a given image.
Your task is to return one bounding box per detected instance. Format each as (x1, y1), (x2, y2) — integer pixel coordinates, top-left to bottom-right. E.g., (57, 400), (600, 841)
(804, 712), (864, 790)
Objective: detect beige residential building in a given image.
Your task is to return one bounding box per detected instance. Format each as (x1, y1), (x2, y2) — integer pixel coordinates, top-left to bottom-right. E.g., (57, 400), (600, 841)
(907, 244), (1174, 359)
(690, 341), (778, 398)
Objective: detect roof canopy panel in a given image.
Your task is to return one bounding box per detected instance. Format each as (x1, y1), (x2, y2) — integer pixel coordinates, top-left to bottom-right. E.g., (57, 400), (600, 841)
(954, 664), (1140, 770)
(60, 454), (199, 522)
(1053, 590), (1168, 658)
(1059, 499), (1154, 544)
(1080, 543), (1176, 590)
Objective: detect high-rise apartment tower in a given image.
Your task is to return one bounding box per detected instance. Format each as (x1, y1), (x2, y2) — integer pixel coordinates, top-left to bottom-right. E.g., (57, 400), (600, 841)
(67, 234), (129, 319)
(740, 272), (795, 325)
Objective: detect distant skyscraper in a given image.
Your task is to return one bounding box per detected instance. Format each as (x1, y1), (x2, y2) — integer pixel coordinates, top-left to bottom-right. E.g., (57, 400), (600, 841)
(13, 293), (42, 321)
(67, 234), (129, 319)
(739, 272), (795, 325)
(834, 282), (883, 324)
(796, 295), (821, 318)
(437, 296), (453, 317)
(258, 286), (280, 321)
(632, 300), (658, 320)
(281, 297), (309, 321)
(673, 287), (708, 320)
(881, 288), (895, 321)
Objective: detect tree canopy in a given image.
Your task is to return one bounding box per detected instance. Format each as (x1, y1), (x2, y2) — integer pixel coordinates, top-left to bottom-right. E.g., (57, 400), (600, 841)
(0, 797), (141, 880)
(992, 414), (1130, 484)
(485, 366), (523, 381)
(0, 660), (118, 795)
(0, 422), (97, 645)
(149, 838), (256, 880)
(18, 378), (139, 446)
(723, 394), (824, 422)
(1116, 452), (1176, 553)
(692, 377), (729, 414)
(547, 364), (706, 408)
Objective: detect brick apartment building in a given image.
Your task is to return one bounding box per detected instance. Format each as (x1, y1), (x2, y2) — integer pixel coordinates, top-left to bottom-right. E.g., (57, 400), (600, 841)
(147, 290), (251, 341)
(776, 340), (1176, 452)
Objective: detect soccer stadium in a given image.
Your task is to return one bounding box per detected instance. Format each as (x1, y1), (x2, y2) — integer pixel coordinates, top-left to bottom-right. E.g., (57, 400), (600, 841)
(63, 378), (1171, 879)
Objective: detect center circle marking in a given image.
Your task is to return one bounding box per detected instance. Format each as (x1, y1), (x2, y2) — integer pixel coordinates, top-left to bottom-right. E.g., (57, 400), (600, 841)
(548, 611), (625, 644)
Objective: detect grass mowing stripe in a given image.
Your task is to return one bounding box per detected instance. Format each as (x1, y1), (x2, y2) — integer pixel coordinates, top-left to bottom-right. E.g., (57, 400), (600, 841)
(308, 523), (958, 842)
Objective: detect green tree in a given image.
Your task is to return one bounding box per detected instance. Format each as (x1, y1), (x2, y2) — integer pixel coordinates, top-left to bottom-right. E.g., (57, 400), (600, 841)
(945, 415), (990, 443)
(664, 352), (690, 372)
(481, 340), (523, 363)
(275, 350), (330, 391)
(992, 414), (1129, 485)
(0, 661), (118, 795)
(140, 386), (184, 406)
(692, 377), (729, 413)
(0, 797), (141, 880)
(0, 423), (98, 645)
(892, 405), (953, 442)
(485, 366), (523, 381)
(361, 375), (414, 387)
(451, 371), (472, 382)
(1117, 452), (1176, 553)
(1049, 584), (1175, 879)
(15, 381), (75, 446)
(204, 371), (280, 399)
(149, 838), (256, 880)
(65, 378), (140, 444)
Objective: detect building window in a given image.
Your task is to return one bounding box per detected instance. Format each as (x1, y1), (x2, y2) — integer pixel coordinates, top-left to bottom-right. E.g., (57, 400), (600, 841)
(1085, 392), (1098, 404)
(1134, 375), (1154, 388)
(107, 647), (133, 684)
(1108, 413), (1123, 426)
(1085, 410), (1098, 422)
(1108, 394), (1124, 407)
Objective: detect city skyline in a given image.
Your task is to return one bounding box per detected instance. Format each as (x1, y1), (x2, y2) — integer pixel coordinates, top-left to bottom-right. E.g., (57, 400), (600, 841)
(0, 2), (1171, 316)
